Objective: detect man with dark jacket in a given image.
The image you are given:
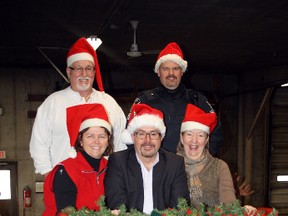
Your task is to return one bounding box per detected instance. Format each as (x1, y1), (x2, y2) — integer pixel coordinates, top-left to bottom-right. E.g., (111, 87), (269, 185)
(105, 104), (190, 215)
(125, 42), (222, 156)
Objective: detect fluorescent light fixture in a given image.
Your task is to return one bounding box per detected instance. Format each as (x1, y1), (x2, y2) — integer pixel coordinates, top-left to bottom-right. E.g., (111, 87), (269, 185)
(281, 82), (288, 87)
(87, 35), (102, 50)
(277, 175), (288, 182)
(0, 170), (11, 200)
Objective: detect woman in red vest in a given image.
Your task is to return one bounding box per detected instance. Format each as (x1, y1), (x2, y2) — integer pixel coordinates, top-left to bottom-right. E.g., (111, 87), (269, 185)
(43, 103), (113, 216)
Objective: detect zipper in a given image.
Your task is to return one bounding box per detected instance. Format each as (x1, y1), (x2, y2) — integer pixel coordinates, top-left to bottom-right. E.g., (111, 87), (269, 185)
(96, 168), (107, 184)
(81, 167), (107, 184)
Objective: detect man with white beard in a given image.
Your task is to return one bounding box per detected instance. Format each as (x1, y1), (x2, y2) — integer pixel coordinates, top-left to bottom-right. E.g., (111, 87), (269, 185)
(30, 37), (127, 177)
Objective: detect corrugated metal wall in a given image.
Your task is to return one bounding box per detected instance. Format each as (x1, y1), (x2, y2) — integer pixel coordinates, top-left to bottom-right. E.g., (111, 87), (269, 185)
(270, 86), (288, 215)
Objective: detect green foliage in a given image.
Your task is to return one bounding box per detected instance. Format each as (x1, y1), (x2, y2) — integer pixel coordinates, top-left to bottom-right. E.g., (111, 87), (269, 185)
(58, 196), (278, 216)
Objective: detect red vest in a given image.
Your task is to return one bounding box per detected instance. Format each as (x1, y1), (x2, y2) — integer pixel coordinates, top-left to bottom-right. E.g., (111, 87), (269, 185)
(43, 152), (108, 216)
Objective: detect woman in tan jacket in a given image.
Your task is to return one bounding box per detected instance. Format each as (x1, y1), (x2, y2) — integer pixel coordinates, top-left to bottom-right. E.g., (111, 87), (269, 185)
(177, 103), (235, 207)
(177, 104), (257, 215)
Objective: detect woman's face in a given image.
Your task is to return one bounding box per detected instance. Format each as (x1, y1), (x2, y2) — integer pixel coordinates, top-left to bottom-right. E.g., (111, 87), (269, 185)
(80, 126), (109, 159)
(180, 129), (209, 160)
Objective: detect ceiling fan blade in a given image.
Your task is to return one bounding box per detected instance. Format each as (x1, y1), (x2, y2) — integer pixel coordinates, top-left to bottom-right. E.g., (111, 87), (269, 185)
(127, 51), (142, 57)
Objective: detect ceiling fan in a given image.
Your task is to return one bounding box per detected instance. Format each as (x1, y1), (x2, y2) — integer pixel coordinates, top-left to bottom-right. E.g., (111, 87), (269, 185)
(127, 20), (159, 58)
(127, 20), (142, 57)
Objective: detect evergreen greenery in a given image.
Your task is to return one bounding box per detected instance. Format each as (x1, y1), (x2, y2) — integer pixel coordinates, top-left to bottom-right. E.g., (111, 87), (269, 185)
(58, 197), (278, 216)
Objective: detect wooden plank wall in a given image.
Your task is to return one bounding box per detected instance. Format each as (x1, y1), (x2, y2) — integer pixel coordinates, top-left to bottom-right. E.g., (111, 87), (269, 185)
(270, 87), (288, 215)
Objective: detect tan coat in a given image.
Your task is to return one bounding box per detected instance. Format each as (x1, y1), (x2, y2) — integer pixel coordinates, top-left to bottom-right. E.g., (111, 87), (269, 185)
(179, 149), (236, 207)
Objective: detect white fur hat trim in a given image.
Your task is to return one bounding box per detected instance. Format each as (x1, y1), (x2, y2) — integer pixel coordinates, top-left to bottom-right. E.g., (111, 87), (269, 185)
(121, 114), (166, 144)
(181, 121), (210, 134)
(80, 118), (112, 133)
(154, 54), (187, 73)
(67, 52), (94, 67)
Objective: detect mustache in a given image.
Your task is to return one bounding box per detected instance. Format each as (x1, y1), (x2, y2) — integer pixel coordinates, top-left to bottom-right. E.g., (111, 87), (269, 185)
(166, 75), (176, 79)
(77, 76), (91, 81)
(141, 143), (155, 148)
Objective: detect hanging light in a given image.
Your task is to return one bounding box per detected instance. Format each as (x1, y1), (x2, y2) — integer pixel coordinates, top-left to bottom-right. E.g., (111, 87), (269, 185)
(277, 175), (288, 182)
(87, 35), (102, 50)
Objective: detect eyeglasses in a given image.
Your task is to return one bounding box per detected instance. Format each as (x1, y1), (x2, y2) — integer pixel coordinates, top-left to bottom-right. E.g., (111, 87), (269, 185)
(159, 66), (182, 73)
(69, 66), (95, 74)
(134, 130), (161, 140)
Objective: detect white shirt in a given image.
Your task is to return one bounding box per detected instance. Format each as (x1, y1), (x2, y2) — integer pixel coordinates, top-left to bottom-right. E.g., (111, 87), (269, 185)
(136, 152), (159, 215)
(29, 86), (127, 175)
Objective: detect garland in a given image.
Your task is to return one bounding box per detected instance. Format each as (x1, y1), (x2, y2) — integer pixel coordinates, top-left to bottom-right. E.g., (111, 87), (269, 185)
(58, 197), (278, 216)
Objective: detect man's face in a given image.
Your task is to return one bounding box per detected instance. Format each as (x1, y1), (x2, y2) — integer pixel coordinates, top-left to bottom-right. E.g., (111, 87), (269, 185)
(66, 60), (95, 93)
(157, 61), (184, 90)
(132, 126), (162, 160)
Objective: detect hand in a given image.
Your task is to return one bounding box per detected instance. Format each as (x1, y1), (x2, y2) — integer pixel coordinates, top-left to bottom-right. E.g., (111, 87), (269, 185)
(244, 205), (257, 216)
(111, 209), (121, 215)
(239, 181), (254, 196)
(233, 173), (254, 197)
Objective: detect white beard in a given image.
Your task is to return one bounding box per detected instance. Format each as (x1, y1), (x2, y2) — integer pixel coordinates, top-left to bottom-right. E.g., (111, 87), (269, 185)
(77, 77), (91, 91)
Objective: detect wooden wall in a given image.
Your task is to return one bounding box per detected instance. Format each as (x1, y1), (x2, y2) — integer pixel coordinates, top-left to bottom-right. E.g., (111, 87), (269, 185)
(270, 87), (288, 215)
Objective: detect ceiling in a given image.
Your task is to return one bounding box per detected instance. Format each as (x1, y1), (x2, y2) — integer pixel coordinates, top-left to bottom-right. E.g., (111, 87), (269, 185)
(1, 0), (288, 77)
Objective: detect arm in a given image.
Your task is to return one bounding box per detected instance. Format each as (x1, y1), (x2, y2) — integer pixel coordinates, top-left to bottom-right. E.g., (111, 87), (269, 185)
(104, 153), (128, 210)
(218, 161), (236, 204)
(103, 95), (127, 152)
(29, 101), (53, 175)
(53, 165), (77, 212)
(111, 104), (127, 152)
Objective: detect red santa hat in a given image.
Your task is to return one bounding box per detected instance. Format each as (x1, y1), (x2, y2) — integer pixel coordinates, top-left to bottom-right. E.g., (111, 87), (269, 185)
(181, 104), (217, 134)
(154, 42), (188, 73)
(67, 37), (104, 92)
(121, 104), (166, 144)
(66, 103), (111, 158)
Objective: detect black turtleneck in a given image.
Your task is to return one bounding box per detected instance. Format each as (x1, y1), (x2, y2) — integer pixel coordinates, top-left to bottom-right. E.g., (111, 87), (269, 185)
(81, 150), (100, 171)
(53, 151), (101, 212)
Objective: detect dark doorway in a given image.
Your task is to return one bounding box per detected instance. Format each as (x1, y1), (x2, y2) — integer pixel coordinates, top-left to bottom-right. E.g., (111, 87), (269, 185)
(0, 161), (18, 216)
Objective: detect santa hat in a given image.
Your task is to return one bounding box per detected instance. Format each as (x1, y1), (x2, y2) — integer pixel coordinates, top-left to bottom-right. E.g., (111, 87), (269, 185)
(154, 42), (188, 73)
(181, 104), (217, 134)
(121, 104), (166, 144)
(67, 37), (104, 92)
(66, 103), (111, 158)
